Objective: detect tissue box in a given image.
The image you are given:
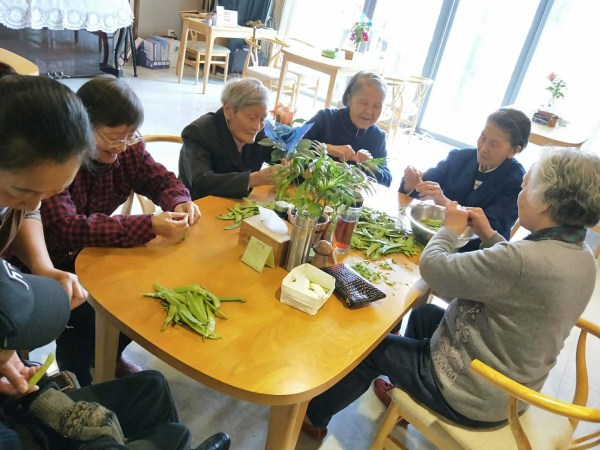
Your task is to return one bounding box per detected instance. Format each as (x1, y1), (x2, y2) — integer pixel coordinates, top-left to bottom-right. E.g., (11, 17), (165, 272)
(239, 214), (291, 268)
(280, 264), (335, 315)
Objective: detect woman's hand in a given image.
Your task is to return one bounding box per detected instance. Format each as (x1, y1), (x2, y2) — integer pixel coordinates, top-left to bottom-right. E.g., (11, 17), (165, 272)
(444, 201), (469, 236)
(249, 164), (282, 188)
(351, 149), (373, 163)
(466, 207), (495, 241)
(0, 350), (38, 396)
(33, 267), (88, 310)
(326, 144), (356, 162)
(151, 211), (189, 241)
(416, 181), (450, 206)
(174, 201), (201, 226)
(403, 165), (423, 193)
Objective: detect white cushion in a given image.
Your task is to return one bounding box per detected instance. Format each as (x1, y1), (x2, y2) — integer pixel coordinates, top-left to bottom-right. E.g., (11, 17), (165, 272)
(186, 41), (230, 55)
(392, 389), (573, 450)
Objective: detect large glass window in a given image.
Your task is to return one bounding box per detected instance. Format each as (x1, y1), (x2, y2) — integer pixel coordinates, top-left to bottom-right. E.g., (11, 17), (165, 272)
(419, 0), (540, 145)
(515, 0), (600, 133)
(368, 0), (442, 76)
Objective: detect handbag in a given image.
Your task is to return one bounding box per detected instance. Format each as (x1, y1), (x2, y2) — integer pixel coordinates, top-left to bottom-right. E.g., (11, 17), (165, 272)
(321, 264), (386, 309)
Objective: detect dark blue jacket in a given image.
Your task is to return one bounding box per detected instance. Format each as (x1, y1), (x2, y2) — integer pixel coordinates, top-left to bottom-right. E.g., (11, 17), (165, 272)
(400, 148), (524, 245)
(304, 108), (392, 187)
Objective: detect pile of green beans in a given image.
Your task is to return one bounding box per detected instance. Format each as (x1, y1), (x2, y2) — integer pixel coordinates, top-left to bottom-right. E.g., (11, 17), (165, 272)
(217, 199), (276, 229)
(420, 217), (443, 231)
(144, 283), (246, 340)
(351, 207), (422, 259)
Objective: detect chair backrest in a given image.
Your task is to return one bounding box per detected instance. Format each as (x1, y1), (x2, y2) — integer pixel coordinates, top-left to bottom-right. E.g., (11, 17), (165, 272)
(379, 75), (433, 142)
(120, 134), (183, 216)
(242, 36), (289, 75)
(471, 317), (600, 449)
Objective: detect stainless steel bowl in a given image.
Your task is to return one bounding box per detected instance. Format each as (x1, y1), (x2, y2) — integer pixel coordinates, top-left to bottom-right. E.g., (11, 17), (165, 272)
(407, 203), (477, 248)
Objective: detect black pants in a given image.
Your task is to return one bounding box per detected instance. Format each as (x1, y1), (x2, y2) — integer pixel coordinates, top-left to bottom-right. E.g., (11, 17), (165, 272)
(56, 301), (132, 386)
(3, 371), (192, 450)
(306, 304), (504, 429)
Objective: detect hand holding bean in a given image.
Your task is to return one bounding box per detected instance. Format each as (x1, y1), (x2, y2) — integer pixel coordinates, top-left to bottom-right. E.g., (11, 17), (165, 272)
(444, 201), (469, 236)
(175, 201), (201, 226)
(152, 211), (189, 240)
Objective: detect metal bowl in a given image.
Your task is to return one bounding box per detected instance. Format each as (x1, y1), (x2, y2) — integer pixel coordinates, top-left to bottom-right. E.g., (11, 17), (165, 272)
(407, 203), (477, 248)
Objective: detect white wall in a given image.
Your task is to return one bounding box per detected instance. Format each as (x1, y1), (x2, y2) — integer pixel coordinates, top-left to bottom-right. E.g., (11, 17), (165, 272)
(137, 0), (201, 38)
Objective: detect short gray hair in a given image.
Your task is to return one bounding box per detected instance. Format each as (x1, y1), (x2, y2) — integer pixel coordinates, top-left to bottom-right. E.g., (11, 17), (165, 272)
(527, 147), (600, 228)
(342, 71), (387, 106)
(220, 77), (269, 112)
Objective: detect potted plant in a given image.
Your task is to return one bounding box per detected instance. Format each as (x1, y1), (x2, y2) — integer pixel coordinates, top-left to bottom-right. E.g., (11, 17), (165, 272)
(260, 104), (383, 227)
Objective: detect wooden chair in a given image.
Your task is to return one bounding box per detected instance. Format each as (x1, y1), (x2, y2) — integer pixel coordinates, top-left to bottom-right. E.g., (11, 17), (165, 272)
(242, 36), (299, 108)
(378, 75), (433, 143)
(371, 314), (600, 450)
(282, 37), (324, 108)
(120, 135), (183, 215)
(179, 12), (230, 85)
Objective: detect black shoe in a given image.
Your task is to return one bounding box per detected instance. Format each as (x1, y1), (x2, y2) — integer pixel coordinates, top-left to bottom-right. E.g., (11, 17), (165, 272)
(194, 432), (231, 450)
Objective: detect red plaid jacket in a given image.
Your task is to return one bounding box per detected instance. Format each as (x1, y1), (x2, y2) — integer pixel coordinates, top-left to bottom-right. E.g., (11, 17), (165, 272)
(41, 141), (191, 271)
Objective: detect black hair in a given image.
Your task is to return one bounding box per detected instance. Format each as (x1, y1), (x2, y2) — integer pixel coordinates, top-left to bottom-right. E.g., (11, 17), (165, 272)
(0, 62), (17, 77)
(77, 74), (144, 129)
(0, 73), (94, 170)
(487, 108), (531, 153)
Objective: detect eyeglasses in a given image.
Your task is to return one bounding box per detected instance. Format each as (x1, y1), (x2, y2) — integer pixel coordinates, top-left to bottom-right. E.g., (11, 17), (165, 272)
(96, 129), (142, 149)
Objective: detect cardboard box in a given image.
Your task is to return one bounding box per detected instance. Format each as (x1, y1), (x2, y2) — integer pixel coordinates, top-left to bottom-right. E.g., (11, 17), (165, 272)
(238, 214), (291, 268)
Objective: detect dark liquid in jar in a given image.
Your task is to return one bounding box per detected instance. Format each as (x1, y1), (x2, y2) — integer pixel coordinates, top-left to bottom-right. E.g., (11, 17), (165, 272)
(333, 217), (357, 250)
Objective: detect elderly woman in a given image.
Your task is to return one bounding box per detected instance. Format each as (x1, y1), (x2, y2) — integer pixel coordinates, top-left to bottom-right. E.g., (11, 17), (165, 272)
(399, 107), (531, 249)
(303, 71), (392, 186)
(178, 77), (281, 199)
(302, 148), (600, 441)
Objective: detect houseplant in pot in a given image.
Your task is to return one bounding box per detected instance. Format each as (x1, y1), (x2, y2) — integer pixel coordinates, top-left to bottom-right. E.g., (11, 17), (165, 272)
(259, 104), (384, 267)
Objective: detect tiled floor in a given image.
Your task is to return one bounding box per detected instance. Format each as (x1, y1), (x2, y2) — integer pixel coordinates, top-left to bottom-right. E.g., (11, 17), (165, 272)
(31, 64), (600, 450)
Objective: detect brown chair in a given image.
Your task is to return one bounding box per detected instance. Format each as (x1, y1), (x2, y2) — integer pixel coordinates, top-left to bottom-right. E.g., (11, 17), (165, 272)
(120, 135), (183, 215)
(371, 304), (600, 450)
(242, 36), (299, 107)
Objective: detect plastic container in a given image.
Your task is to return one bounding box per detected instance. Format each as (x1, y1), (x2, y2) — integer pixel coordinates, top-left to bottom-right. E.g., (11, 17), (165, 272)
(280, 263), (335, 315)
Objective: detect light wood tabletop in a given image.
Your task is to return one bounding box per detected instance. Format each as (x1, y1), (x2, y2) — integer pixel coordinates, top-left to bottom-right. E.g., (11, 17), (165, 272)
(275, 46), (385, 108)
(176, 18), (276, 93)
(0, 48), (39, 75)
(528, 120), (589, 148)
(75, 186), (420, 450)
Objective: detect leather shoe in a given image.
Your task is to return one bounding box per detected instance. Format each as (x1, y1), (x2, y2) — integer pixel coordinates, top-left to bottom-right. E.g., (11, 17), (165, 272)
(301, 420), (328, 441)
(373, 378), (394, 408)
(194, 432), (231, 450)
(114, 356), (142, 378)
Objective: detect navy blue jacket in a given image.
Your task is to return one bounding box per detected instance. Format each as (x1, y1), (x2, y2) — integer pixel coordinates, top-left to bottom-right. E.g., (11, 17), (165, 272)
(304, 108), (392, 187)
(400, 148), (524, 244)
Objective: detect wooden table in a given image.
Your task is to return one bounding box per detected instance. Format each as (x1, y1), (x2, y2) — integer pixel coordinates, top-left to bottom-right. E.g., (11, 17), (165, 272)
(275, 47), (385, 108)
(75, 186), (420, 450)
(0, 48), (39, 75)
(529, 120), (589, 148)
(176, 19), (276, 93)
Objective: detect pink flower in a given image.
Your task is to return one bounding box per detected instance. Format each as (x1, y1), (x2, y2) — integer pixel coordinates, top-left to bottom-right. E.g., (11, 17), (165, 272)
(548, 72), (557, 82)
(362, 31), (369, 41)
(270, 103), (295, 126)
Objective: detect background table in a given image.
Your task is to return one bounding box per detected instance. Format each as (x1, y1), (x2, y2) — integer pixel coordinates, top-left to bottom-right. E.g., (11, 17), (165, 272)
(76, 186), (420, 450)
(529, 120), (589, 148)
(176, 19), (276, 93)
(275, 47), (385, 108)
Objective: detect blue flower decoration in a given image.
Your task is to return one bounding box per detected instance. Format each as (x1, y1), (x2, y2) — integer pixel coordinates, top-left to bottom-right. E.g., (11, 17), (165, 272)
(264, 120), (314, 159)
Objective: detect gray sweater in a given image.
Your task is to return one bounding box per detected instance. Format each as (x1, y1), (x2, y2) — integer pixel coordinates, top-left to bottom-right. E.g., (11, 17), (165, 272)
(420, 227), (596, 422)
